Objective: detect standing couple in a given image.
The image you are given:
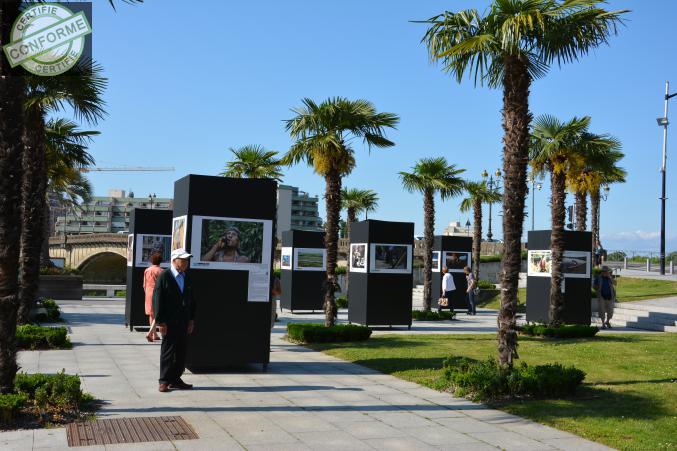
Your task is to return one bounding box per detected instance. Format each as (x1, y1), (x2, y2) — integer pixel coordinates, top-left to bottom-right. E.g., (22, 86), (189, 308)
(438, 266), (477, 315)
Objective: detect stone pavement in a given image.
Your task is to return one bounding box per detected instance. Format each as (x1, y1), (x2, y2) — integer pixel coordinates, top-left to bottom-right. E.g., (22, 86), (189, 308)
(2, 300), (614, 451)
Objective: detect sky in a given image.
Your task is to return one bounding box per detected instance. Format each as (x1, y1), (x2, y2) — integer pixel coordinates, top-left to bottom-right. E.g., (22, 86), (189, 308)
(80, 0), (676, 253)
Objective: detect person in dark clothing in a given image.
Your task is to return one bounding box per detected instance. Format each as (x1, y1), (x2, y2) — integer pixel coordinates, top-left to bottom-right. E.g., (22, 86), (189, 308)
(153, 248), (196, 392)
(593, 266), (616, 329)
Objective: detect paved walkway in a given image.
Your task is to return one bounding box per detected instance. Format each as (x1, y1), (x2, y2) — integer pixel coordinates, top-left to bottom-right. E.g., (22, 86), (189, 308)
(2, 300), (613, 450)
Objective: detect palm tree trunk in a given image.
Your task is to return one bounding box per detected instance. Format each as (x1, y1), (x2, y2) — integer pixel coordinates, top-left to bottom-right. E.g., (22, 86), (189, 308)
(345, 207), (356, 296)
(472, 199), (482, 282)
(590, 190), (600, 248)
(575, 191), (587, 231)
(498, 55), (531, 368)
(18, 110), (48, 324)
(422, 189), (435, 311)
(41, 197), (54, 268)
(549, 169), (566, 325)
(0, 1), (25, 393)
(323, 171), (341, 326)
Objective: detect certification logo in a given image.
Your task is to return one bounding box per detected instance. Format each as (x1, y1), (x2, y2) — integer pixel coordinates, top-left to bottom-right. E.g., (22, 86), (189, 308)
(2, 3), (92, 76)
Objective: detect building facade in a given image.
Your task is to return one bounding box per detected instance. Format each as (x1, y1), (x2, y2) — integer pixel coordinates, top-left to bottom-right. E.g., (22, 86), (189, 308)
(442, 220), (473, 237)
(277, 184), (323, 238)
(54, 190), (172, 235)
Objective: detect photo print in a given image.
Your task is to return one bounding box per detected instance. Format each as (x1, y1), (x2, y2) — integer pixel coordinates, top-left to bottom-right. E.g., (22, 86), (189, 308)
(562, 251), (591, 278)
(432, 251), (441, 273)
(294, 248), (326, 271)
(281, 247), (293, 270)
(135, 234), (172, 268)
(350, 243), (368, 273)
(370, 243), (412, 274)
(528, 250), (552, 277)
(171, 215), (187, 252)
(443, 251), (470, 273)
(126, 234), (134, 267)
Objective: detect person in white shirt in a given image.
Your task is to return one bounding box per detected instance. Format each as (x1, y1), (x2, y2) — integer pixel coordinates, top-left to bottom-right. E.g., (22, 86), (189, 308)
(438, 267), (456, 314)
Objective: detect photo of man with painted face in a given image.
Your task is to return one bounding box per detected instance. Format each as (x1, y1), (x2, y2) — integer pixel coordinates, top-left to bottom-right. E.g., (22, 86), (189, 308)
(203, 227), (252, 263)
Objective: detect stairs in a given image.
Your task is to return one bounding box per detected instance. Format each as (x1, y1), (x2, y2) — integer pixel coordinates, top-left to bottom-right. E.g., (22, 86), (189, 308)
(593, 302), (677, 332)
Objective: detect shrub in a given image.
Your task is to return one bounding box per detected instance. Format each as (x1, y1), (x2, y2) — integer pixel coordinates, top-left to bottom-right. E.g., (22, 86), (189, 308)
(335, 266), (347, 275)
(0, 393), (28, 423)
(519, 323), (599, 338)
(480, 255), (501, 263)
(477, 279), (496, 290)
(35, 298), (61, 322)
(287, 323), (371, 343)
(15, 370), (83, 410)
(16, 325), (71, 350)
(412, 310), (455, 321)
(273, 268), (281, 278)
(443, 356), (585, 402)
(336, 296), (348, 309)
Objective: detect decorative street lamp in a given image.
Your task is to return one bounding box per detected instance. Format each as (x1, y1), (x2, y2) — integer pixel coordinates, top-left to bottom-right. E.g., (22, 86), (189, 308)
(482, 169), (502, 242)
(528, 172), (543, 231)
(597, 185), (610, 245)
(465, 219), (471, 236)
(657, 81), (676, 275)
(148, 193), (157, 210)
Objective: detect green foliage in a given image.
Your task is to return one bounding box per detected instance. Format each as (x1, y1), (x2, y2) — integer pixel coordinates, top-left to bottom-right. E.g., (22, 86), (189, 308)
(221, 145), (283, 181)
(443, 356), (585, 402)
(519, 323), (599, 339)
(479, 254), (501, 263)
(606, 251), (626, 261)
(336, 296), (348, 309)
(335, 266), (347, 275)
(477, 279), (495, 289)
(15, 371), (84, 410)
(399, 157), (466, 200)
(201, 220), (263, 263)
(16, 325), (71, 350)
(40, 266), (80, 275)
(287, 323), (371, 343)
(35, 298), (61, 322)
(412, 310), (455, 321)
(0, 393), (28, 423)
(273, 268), (281, 278)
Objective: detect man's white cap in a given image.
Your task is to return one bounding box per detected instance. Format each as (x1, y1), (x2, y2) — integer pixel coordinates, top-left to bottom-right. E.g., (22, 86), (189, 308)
(171, 248), (193, 260)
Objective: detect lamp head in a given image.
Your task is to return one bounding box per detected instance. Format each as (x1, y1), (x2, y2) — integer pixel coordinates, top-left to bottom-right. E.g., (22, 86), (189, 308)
(657, 117), (669, 126)
(495, 169), (502, 178)
(481, 170), (488, 178)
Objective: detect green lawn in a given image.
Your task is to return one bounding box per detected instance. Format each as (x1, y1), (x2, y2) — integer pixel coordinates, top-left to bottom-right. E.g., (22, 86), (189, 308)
(311, 334), (677, 451)
(478, 278), (677, 311)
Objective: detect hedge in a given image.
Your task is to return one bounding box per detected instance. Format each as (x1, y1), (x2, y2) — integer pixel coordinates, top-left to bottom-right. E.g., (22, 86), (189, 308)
(287, 323), (371, 343)
(0, 393), (27, 423)
(16, 325), (71, 350)
(443, 356), (586, 402)
(477, 279), (496, 289)
(336, 296), (348, 309)
(35, 298), (62, 323)
(15, 371), (83, 410)
(412, 310), (455, 321)
(519, 323), (599, 338)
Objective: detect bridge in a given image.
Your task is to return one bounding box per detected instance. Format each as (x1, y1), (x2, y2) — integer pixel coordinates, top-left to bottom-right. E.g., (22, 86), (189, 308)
(49, 233), (128, 283)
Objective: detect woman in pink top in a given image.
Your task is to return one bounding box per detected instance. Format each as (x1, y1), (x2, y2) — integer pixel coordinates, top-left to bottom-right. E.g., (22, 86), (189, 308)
(143, 252), (163, 341)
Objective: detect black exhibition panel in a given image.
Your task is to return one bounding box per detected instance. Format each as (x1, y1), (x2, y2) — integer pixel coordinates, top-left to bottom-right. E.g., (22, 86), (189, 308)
(526, 230), (593, 325)
(348, 220), (414, 328)
(280, 230), (326, 312)
(431, 235), (473, 310)
(174, 175), (276, 371)
(125, 208), (173, 331)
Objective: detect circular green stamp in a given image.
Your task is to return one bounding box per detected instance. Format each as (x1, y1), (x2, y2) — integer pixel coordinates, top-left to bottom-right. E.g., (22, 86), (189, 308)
(2, 3), (92, 76)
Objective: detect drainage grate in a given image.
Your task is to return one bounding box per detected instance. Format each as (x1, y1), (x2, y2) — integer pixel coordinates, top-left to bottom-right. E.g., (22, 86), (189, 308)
(66, 416), (198, 447)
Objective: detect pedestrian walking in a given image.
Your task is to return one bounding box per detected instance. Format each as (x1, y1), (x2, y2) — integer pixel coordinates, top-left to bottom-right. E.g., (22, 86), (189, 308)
(438, 267), (456, 314)
(153, 248), (196, 392)
(593, 266), (616, 329)
(143, 252), (163, 341)
(464, 266), (477, 315)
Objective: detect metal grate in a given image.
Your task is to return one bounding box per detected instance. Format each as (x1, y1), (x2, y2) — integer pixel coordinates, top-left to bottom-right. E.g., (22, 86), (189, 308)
(66, 416), (198, 447)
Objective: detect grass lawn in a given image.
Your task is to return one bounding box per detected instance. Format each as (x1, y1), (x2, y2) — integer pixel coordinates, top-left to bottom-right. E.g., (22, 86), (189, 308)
(477, 278), (677, 311)
(311, 334), (677, 451)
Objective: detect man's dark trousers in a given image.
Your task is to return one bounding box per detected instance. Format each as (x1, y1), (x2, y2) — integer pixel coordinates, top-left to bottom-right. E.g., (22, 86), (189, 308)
(159, 320), (188, 384)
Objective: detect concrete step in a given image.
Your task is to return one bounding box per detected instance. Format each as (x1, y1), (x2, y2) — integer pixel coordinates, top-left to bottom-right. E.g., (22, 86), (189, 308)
(604, 310), (677, 326)
(593, 314), (677, 332)
(614, 302), (677, 315)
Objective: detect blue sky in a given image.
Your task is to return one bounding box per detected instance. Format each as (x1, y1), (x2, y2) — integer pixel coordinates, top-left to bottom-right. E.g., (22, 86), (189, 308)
(84, 0), (675, 252)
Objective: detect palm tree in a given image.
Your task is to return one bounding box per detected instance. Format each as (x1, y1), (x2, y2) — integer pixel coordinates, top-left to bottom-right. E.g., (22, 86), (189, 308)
(400, 157), (465, 311)
(283, 97), (399, 326)
(221, 145), (283, 181)
(420, 0), (626, 366)
(16, 66), (106, 325)
(460, 181), (502, 283)
(589, 152), (626, 248)
(341, 188), (379, 237)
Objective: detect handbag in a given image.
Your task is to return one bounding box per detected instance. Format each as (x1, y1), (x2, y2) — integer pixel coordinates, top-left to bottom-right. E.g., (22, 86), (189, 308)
(438, 296), (448, 307)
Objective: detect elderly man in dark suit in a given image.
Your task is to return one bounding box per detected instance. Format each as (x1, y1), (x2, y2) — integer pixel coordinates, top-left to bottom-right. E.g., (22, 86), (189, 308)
(153, 248), (196, 392)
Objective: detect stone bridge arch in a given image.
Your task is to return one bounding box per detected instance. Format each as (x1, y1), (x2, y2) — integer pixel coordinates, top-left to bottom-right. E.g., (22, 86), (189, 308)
(49, 233), (128, 282)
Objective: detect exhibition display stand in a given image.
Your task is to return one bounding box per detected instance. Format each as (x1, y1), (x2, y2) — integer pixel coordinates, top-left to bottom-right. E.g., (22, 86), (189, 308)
(430, 236), (473, 311)
(125, 208), (173, 331)
(526, 230), (593, 325)
(280, 230), (326, 312)
(348, 220), (414, 329)
(172, 175), (276, 371)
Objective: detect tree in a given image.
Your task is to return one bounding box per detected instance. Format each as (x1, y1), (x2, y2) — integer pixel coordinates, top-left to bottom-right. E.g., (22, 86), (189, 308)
(460, 181), (501, 283)
(283, 97), (399, 326)
(589, 152), (625, 247)
(420, 0), (626, 366)
(341, 188), (379, 237)
(17, 66), (106, 324)
(221, 145), (283, 181)
(400, 157), (465, 311)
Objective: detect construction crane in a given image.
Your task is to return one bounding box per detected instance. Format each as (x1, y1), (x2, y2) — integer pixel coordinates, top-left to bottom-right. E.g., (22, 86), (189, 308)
(80, 166), (175, 173)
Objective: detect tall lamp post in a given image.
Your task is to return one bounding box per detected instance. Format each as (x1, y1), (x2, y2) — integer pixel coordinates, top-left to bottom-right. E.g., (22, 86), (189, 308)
(657, 81), (676, 275)
(148, 193), (157, 210)
(528, 173), (542, 231)
(465, 219), (471, 236)
(597, 185), (610, 248)
(482, 169), (502, 242)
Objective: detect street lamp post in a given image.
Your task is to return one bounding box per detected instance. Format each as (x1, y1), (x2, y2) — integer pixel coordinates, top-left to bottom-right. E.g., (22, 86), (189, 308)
(465, 219), (471, 236)
(148, 193), (157, 210)
(598, 185), (610, 246)
(482, 169), (502, 242)
(529, 176), (542, 231)
(657, 81), (677, 275)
